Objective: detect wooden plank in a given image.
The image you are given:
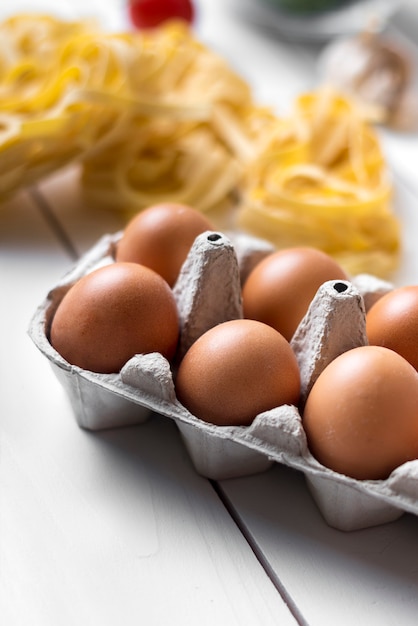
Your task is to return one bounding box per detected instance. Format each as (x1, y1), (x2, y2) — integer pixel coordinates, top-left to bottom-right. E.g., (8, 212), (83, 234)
(219, 464), (418, 626)
(3, 2), (418, 625)
(36, 166), (127, 256)
(0, 0), (124, 26)
(196, 6), (418, 626)
(34, 161), (418, 625)
(389, 177), (418, 285)
(0, 172), (296, 626)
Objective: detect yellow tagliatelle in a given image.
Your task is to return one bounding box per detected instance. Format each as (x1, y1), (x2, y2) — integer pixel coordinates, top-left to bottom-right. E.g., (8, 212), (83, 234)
(0, 15), (400, 277)
(0, 14), (254, 210)
(238, 89), (401, 277)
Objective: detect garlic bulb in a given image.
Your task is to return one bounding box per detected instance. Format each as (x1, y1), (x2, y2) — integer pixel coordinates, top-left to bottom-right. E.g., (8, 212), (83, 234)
(318, 29), (418, 130)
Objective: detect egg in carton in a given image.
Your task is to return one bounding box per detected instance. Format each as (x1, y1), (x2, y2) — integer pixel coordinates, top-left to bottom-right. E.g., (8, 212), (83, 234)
(28, 229), (418, 532)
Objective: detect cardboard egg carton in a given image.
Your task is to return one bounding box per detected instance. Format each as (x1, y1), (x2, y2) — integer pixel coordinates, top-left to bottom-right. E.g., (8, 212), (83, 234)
(28, 230), (418, 532)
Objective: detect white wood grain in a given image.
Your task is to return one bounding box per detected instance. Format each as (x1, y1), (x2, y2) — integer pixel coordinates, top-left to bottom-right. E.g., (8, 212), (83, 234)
(36, 166), (126, 256)
(219, 465), (418, 626)
(0, 189), (296, 625)
(196, 3), (418, 625)
(3, 1), (418, 625)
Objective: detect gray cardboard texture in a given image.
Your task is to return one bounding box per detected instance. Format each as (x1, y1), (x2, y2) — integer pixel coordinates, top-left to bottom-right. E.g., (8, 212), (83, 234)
(28, 229), (417, 531)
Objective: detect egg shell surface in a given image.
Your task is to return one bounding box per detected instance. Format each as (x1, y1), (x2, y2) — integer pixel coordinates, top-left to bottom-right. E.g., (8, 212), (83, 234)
(175, 318), (301, 426)
(303, 345), (418, 480)
(50, 262), (179, 374)
(242, 247), (349, 341)
(115, 202), (214, 287)
(366, 284), (418, 371)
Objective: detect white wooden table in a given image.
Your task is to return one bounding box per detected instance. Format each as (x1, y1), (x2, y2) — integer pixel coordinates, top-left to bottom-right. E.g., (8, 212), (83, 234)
(2, 1), (418, 624)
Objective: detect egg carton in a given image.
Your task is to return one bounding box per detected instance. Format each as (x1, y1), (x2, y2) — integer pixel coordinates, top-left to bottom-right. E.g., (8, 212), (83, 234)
(28, 230), (418, 532)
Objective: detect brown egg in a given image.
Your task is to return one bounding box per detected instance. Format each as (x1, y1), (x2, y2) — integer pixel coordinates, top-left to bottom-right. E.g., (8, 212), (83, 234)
(303, 346), (418, 480)
(366, 285), (418, 371)
(175, 319), (300, 426)
(242, 247), (349, 341)
(115, 202), (214, 287)
(50, 262), (179, 374)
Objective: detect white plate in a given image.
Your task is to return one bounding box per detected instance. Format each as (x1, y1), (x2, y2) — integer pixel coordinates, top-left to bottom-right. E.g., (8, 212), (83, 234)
(239, 0), (400, 42)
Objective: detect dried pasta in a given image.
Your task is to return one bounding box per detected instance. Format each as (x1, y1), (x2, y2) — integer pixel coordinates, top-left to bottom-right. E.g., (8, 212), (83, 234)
(0, 14), (254, 211)
(0, 14), (400, 277)
(238, 89), (400, 277)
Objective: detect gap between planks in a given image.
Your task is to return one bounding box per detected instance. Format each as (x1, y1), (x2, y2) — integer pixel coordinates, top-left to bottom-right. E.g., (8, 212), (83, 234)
(29, 185), (79, 262)
(210, 479), (309, 626)
(29, 182), (304, 620)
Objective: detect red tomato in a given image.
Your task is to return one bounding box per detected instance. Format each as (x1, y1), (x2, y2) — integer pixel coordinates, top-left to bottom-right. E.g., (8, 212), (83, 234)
(128, 0), (194, 29)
